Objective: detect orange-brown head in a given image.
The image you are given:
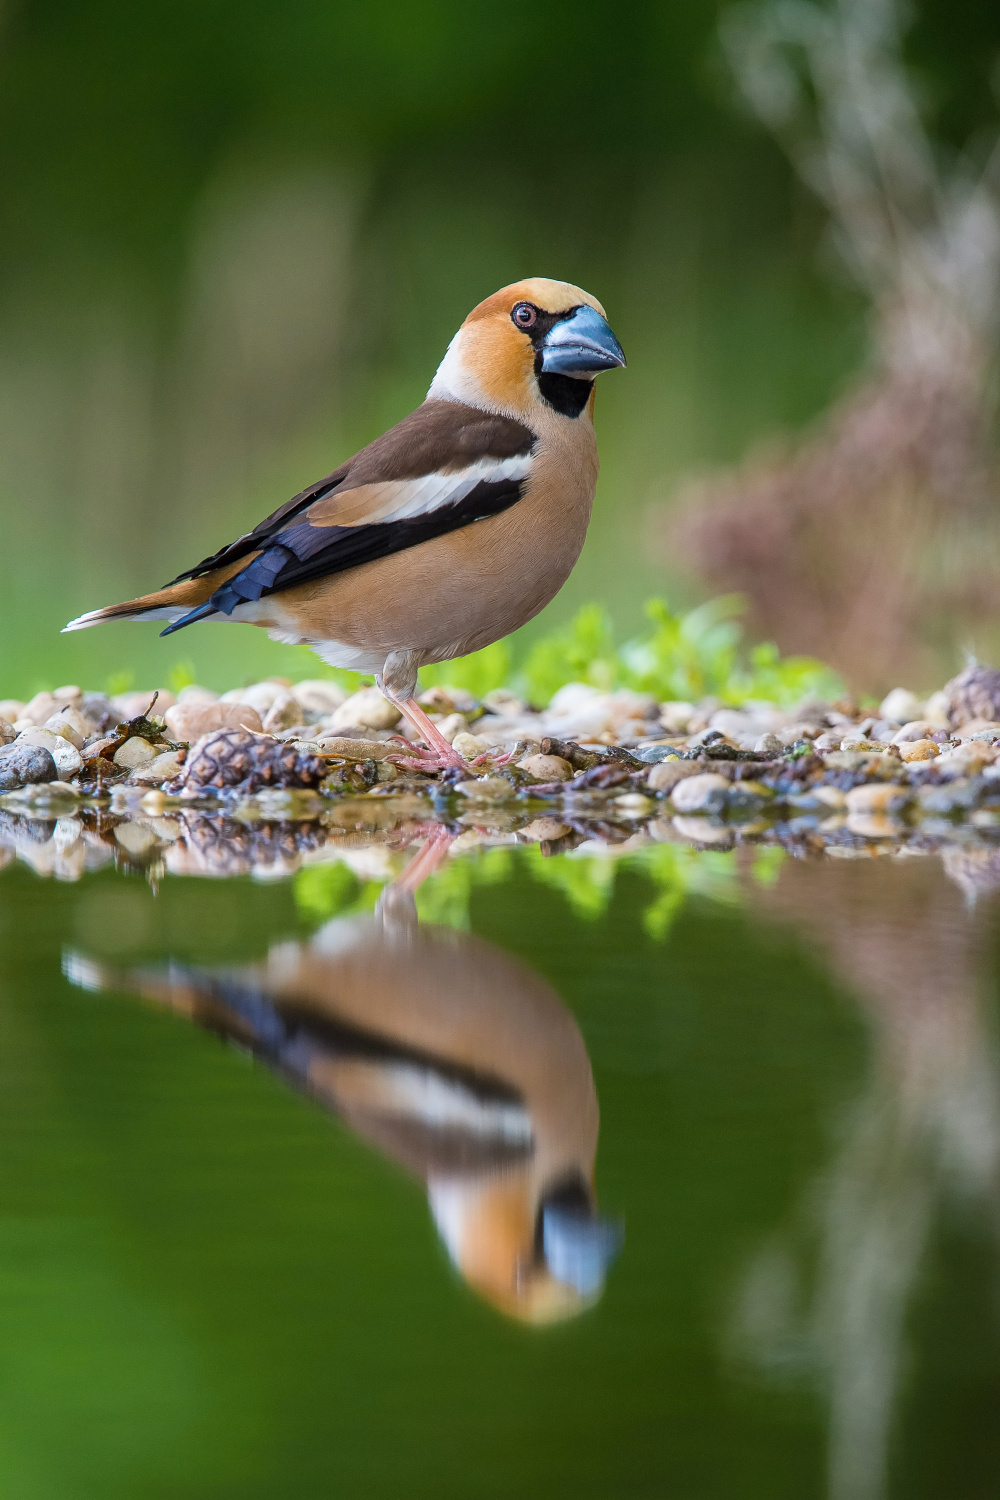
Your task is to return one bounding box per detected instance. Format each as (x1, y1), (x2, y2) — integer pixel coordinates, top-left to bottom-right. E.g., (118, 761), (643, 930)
(428, 277), (625, 423)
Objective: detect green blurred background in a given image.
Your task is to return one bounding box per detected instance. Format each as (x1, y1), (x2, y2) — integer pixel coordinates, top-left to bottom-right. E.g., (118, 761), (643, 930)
(0, 0), (998, 698)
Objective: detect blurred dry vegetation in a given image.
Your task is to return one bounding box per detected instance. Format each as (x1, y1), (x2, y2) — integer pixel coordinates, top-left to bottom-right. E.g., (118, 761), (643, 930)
(664, 0), (1000, 694)
(0, 0), (997, 697)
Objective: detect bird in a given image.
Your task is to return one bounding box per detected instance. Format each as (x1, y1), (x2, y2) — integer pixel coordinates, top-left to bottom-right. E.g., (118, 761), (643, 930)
(63, 873), (622, 1323)
(64, 278), (626, 769)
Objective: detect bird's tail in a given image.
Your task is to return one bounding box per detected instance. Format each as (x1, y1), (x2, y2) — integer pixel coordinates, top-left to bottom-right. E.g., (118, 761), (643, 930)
(62, 575), (221, 634)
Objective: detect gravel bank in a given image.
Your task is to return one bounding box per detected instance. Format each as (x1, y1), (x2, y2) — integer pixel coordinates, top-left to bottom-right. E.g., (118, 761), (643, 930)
(4, 663), (1000, 847)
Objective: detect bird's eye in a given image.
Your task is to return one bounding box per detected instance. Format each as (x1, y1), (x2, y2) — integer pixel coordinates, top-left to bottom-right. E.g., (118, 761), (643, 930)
(512, 302), (537, 330)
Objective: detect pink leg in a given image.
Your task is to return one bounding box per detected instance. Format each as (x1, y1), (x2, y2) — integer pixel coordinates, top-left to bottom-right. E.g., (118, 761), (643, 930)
(394, 824), (456, 893)
(388, 697), (469, 774)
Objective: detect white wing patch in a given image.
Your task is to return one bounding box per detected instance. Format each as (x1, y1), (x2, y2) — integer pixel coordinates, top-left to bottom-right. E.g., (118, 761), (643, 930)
(316, 453), (533, 529)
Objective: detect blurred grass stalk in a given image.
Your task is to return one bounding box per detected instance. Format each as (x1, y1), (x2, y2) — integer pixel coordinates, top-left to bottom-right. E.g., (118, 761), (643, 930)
(663, 0), (1000, 694)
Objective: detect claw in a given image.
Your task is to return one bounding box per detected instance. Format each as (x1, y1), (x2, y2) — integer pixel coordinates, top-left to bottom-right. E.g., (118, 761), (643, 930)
(387, 748), (468, 776)
(469, 746), (518, 768)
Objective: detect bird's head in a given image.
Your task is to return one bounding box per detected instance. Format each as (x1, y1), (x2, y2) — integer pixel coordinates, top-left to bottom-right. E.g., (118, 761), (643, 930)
(428, 277), (626, 421)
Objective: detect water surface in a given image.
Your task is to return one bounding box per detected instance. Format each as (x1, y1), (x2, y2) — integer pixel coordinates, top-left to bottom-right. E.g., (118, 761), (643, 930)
(0, 817), (998, 1499)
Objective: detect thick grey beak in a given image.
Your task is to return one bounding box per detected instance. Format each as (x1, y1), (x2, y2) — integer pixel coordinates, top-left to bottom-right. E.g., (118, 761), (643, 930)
(540, 305), (627, 378)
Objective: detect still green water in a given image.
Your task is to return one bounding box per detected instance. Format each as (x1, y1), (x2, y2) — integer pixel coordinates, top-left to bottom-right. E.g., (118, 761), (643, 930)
(0, 838), (997, 1498)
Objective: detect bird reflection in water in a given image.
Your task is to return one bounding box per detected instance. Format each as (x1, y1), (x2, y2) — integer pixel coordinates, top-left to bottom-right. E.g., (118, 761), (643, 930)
(64, 831), (621, 1323)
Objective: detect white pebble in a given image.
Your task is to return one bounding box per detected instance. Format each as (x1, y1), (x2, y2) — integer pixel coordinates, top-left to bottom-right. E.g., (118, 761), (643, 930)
(878, 687), (924, 724)
(670, 772), (730, 813)
(329, 688), (401, 732)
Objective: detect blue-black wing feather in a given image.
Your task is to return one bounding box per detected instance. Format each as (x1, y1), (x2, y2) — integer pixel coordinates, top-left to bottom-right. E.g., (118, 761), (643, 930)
(158, 400), (536, 635)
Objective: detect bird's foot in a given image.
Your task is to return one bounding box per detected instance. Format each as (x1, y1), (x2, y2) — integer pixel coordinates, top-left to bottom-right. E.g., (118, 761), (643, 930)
(387, 746), (469, 776)
(468, 745), (519, 769)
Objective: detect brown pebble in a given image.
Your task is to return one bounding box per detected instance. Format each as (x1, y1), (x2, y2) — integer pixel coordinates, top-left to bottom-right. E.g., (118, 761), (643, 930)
(898, 739), (938, 762)
(518, 753), (574, 782)
(518, 817), (572, 842)
(164, 701), (263, 742)
(844, 784), (910, 814)
(846, 812), (903, 839)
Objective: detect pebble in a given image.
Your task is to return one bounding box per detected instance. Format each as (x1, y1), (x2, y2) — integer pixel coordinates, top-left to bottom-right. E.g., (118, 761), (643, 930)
(176, 685), (219, 704)
(812, 731), (842, 751)
(943, 662), (1000, 729)
(164, 701), (263, 741)
(840, 736), (892, 752)
(670, 772), (730, 814)
(436, 712), (470, 744)
(329, 688), (401, 733)
(483, 689), (526, 716)
(891, 720), (936, 743)
(844, 784), (911, 814)
(822, 749), (886, 773)
(631, 744), (683, 763)
(43, 709), (89, 748)
(291, 680), (347, 717)
(262, 691), (305, 734)
(129, 751), (184, 784)
(898, 739), (939, 762)
(0, 701), (25, 723)
(220, 682), (286, 715)
(754, 732), (785, 755)
(934, 742), (997, 772)
(15, 727), (83, 779)
(114, 821), (162, 856)
(659, 701), (696, 733)
(24, 779), (79, 803)
(847, 812), (903, 839)
(20, 691), (66, 726)
(647, 760), (705, 793)
(922, 690), (950, 726)
(879, 687), (924, 723)
(451, 731), (492, 759)
(418, 686), (459, 713)
(612, 793), (655, 816)
(517, 816), (572, 842)
(0, 718), (15, 746)
(52, 816), (82, 851)
(726, 779), (771, 809)
(112, 736), (162, 769)
(518, 753), (574, 782)
(916, 779), (975, 813)
(0, 741), (58, 789)
(454, 777), (512, 802)
(672, 814), (732, 843)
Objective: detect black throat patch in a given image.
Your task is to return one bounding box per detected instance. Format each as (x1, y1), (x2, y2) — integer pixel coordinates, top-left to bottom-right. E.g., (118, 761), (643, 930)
(536, 369), (594, 418)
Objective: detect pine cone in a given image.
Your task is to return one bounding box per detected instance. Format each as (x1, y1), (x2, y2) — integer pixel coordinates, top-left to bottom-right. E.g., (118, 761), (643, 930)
(943, 662), (1000, 728)
(167, 729), (329, 795)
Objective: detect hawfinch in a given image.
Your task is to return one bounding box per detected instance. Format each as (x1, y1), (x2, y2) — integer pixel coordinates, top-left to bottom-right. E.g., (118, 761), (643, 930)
(64, 882), (622, 1323)
(64, 278), (625, 767)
